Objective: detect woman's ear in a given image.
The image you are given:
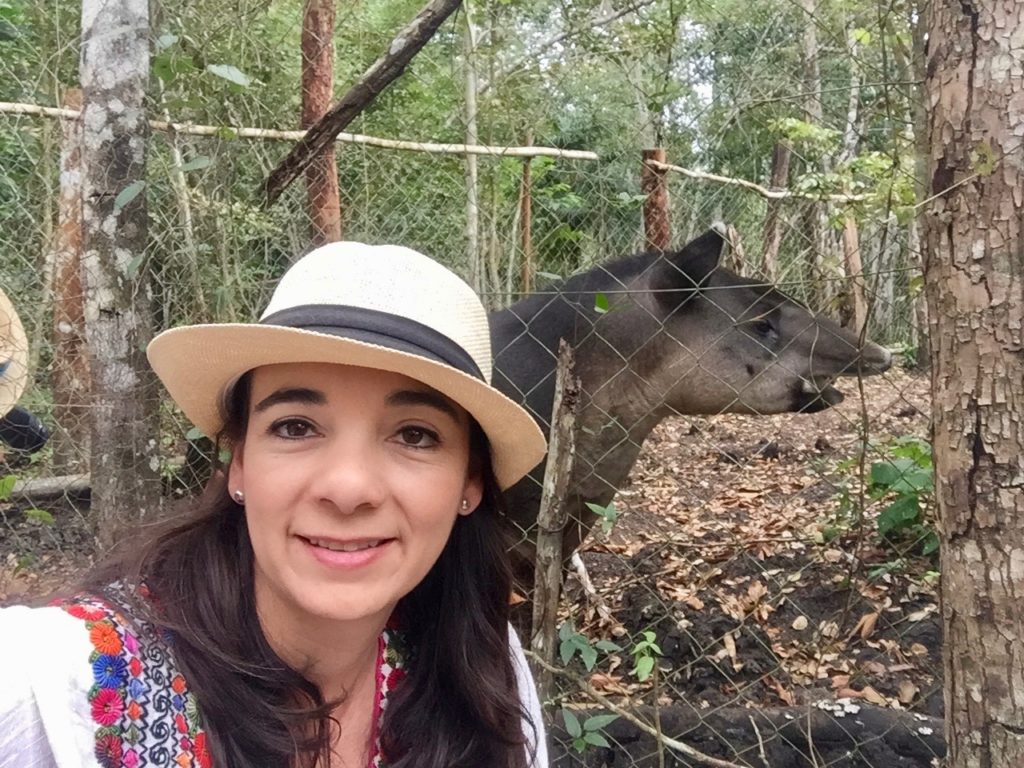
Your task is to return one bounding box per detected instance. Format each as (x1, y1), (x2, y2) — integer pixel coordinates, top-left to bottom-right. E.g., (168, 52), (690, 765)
(460, 471), (484, 516)
(227, 441), (245, 498)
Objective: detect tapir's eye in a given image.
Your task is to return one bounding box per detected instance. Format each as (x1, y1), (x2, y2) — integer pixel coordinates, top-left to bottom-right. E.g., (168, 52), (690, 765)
(751, 318), (775, 337)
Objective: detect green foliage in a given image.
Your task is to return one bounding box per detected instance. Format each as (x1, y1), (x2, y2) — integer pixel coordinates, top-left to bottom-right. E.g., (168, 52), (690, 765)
(558, 621), (621, 671)
(585, 500), (619, 534)
(828, 436), (937, 560)
(869, 436), (937, 556)
(562, 708), (619, 753)
(630, 630), (662, 682)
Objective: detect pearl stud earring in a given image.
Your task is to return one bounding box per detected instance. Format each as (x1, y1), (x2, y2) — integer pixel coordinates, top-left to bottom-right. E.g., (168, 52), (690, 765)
(232, 489), (245, 504)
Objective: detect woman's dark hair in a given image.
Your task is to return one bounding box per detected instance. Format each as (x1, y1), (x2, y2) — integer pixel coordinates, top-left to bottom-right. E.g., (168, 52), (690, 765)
(82, 372), (535, 768)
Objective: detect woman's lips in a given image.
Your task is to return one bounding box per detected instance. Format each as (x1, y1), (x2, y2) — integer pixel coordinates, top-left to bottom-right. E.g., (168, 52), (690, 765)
(299, 535), (395, 569)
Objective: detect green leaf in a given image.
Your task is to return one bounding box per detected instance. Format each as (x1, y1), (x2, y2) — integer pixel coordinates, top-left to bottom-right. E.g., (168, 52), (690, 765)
(113, 180), (146, 213)
(178, 156), (211, 173)
(24, 508), (54, 525)
(206, 63), (252, 87)
(877, 494), (920, 537)
(562, 709), (583, 738)
(851, 28), (872, 45)
(559, 639), (576, 666)
(595, 640), (622, 653)
(579, 644), (598, 671)
(594, 293), (609, 314)
(584, 714), (620, 731)
(635, 656), (655, 681)
(186, 426), (206, 441)
(0, 474), (16, 500)
(920, 529), (940, 556)
(583, 732), (611, 748)
(214, 126), (239, 141)
(558, 621), (574, 641)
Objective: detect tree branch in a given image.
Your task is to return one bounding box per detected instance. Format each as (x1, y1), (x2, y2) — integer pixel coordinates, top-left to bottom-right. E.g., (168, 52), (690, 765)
(262, 0), (463, 206)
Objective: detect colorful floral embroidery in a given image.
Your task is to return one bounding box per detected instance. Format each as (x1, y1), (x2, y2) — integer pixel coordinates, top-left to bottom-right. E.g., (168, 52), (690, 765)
(57, 592), (409, 768)
(57, 594), (211, 768)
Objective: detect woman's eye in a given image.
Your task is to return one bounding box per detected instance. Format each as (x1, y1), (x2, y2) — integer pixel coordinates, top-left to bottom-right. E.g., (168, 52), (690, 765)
(271, 419), (316, 439)
(398, 426), (440, 448)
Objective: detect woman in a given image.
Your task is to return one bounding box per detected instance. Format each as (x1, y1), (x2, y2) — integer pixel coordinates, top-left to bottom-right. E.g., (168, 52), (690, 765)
(0, 242), (549, 767)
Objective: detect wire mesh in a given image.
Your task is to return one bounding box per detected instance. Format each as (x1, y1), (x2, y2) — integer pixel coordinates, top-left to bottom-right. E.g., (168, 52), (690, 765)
(0, 0), (941, 765)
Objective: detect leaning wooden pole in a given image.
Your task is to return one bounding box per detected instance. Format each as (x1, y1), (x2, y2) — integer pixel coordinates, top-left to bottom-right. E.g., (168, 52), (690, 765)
(301, 0), (342, 246)
(641, 148), (671, 251)
(80, 0), (161, 545)
(264, 0), (462, 206)
(530, 340), (580, 702)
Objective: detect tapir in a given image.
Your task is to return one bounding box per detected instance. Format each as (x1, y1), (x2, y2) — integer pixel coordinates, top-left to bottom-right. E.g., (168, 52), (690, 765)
(491, 224), (892, 582)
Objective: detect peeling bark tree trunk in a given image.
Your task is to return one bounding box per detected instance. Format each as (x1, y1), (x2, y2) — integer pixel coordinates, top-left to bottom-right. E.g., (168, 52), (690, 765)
(841, 213), (867, 334)
(923, 2), (1024, 766)
(50, 89), (90, 474)
(80, 0), (161, 546)
(302, 0), (341, 246)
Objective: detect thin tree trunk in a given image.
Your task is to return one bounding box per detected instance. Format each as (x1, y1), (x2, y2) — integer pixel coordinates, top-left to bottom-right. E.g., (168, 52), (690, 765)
(518, 151), (533, 295)
(642, 148), (671, 252)
(462, 2), (482, 292)
(80, 0), (160, 546)
(799, 0), (835, 313)
(302, 0), (342, 246)
(761, 140), (791, 281)
(840, 214), (867, 333)
(923, 1), (1024, 765)
(50, 88), (90, 474)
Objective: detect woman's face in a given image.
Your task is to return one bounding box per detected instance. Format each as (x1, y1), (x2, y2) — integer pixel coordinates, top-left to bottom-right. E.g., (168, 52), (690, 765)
(228, 362), (482, 627)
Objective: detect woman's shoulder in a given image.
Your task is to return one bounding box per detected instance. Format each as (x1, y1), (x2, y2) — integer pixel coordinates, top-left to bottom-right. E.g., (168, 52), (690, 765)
(0, 592), (211, 768)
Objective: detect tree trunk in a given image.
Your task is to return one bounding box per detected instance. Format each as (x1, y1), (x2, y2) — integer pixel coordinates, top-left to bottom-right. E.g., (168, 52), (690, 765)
(518, 151), (533, 296)
(841, 213), (867, 334)
(799, 0), (836, 313)
(761, 140), (791, 281)
(302, 0), (341, 246)
(50, 89), (90, 474)
(641, 148), (670, 252)
(462, 2), (483, 292)
(923, 2), (1024, 766)
(80, 0), (160, 546)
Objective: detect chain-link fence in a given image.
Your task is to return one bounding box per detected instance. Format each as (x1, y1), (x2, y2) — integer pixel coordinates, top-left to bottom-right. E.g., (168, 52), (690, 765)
(0, 0), (942, 765)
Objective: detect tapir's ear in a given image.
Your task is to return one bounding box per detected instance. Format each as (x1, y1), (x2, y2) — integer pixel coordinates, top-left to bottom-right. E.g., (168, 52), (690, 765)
(651, 224), (725, 295)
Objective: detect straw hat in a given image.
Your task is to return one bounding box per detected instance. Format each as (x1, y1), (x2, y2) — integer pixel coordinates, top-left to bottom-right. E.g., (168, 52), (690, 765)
(147, 242), (547, 490)
(0, 287), (29, 419)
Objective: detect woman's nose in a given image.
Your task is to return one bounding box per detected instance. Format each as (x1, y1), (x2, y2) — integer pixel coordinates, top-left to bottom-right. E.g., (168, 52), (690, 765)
(308, 437), (387, 514)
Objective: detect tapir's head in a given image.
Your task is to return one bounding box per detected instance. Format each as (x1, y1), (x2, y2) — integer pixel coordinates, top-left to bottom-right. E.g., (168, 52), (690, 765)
(614, 226), (892, 416)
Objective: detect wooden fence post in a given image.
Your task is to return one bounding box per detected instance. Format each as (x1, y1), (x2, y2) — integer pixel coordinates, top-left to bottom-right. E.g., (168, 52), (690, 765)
(642, 148), (671, 251)
(530, 340), (580, 702)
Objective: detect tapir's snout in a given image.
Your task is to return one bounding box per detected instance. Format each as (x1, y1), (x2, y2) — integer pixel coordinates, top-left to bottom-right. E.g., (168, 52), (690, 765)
(853, 342), (893, 375)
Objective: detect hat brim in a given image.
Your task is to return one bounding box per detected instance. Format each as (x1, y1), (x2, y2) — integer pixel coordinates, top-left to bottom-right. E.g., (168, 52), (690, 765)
(147, 324), (547, 490)
(0, 289), (29, 419)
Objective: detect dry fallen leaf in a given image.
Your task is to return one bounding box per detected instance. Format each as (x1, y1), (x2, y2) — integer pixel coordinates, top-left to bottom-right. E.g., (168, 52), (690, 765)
(792, 615), (809, 631)
(897, 679), (919, 704)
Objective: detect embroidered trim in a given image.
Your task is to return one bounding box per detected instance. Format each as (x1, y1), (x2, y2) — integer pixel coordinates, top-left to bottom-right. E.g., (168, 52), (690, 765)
(58, 595), (211, 768)
(58, 593), (409, 768)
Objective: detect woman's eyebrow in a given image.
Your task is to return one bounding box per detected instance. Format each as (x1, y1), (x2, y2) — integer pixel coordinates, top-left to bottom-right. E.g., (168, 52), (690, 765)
(253, 387), (327, 413)
(386, 389), (462, 422)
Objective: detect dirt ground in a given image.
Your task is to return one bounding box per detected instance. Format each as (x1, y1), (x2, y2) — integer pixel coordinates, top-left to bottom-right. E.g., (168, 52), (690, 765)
(551, 367), (942, 766)
(1, 367), (942, 766)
